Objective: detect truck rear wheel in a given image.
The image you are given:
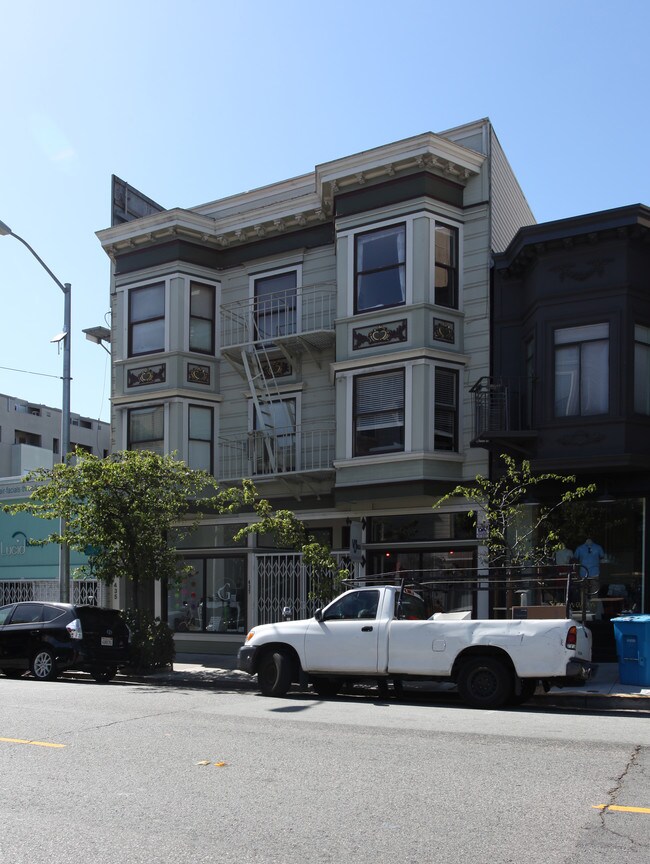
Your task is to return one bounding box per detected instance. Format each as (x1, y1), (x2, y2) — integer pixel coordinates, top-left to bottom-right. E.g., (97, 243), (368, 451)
(457, 656), (512, 709)
(257, 650), (293, 697)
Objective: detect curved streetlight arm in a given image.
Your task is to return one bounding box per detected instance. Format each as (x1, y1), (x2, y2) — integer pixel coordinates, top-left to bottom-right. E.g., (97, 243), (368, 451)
(0, 217), (71, 603)
(0, 220), (68, 294)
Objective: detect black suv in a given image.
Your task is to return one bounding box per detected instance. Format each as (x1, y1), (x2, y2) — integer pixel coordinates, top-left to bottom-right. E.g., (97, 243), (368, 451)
(0, 602), (130, 683)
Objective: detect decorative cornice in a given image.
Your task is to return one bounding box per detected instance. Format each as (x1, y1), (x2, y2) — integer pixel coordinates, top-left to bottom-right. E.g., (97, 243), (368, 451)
(97, 129), (486, 259)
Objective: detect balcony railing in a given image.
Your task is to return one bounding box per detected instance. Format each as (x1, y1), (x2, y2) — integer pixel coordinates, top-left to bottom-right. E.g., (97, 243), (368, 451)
(470, 376), (536, 444)
(218, 424), (336, 481)
(220, 283), (336, 349)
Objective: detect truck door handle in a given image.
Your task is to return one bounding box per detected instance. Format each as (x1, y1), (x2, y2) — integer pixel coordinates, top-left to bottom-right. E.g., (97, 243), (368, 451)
(361, 626), (373, 632)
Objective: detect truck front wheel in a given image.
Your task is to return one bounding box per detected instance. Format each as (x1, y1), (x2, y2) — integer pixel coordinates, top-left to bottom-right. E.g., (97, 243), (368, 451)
(257, 650), (293, 697)
(457, 656), (512, 709)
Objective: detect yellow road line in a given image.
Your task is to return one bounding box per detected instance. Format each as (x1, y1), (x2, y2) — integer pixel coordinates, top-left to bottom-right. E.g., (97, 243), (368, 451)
(593, 805), (650, 814)
(0, 736), (65, 749)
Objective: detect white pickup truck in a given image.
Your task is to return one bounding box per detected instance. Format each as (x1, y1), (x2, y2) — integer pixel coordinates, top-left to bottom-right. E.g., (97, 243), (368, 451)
(238, 584), (594, 708)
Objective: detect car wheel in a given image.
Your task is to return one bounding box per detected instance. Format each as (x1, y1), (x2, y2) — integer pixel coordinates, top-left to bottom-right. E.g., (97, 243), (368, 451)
(509, 678), (538, 706)
(313, 677), (342, 698)
(92, 666), (117, 683)
(257, 650), (294, 697)
(457, 656), (512, 709)
(1, 669), (25, 679)
(31, 648), (58, 681)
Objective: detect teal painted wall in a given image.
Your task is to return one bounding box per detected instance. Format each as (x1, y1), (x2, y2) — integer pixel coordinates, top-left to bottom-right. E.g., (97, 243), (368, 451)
(0, 499), (88, 580)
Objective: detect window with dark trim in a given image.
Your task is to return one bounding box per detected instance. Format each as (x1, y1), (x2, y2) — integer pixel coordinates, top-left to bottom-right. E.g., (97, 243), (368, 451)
(434, 224), (458, 309)
(554, 323), (609, 417)
(128, 405), (164, 455)
(434, 367), (459, 451)
(189, 282), (215, 354)
(355, 224), (406, 313)
(353, 369), (405, 456)
(188, 405), (213, 473)
(128, 283), (165, 357)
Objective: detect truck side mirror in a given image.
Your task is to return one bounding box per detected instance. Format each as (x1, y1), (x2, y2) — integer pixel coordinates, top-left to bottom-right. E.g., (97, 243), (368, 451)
(314, 608), (322, 621)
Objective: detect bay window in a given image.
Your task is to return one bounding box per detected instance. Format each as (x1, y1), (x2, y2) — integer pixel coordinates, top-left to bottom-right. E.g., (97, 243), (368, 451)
(128, 405), (164, 455)
(189, 282), (215, 354)
(554, 323), (609, 417)
(129, 283), (165, 356)
(355, 224), (406, 313)
(354, 369), (405, 456)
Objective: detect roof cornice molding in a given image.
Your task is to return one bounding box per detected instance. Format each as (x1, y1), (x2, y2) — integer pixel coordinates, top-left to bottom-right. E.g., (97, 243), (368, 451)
(97, 131), (486, 260)
(316, 132), (484, 210)
(494, 204), (650, 275)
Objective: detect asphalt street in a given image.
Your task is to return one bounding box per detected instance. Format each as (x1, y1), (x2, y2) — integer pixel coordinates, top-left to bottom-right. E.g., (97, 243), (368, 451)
(1, 677), (649, 864)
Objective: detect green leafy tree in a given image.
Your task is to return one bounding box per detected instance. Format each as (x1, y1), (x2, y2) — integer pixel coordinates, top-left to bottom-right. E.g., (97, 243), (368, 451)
(3, 449), (218, 609)
(434, 454), (596, 566)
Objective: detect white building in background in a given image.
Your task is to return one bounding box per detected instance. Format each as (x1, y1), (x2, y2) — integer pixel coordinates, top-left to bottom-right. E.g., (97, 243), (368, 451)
(96, 118), (535, 655)
(0, 393), (110, 604)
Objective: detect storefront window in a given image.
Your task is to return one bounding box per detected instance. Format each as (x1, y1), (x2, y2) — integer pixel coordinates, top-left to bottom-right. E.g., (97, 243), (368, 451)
(168, 556), (247, 634)
(546, 497), (644, 616)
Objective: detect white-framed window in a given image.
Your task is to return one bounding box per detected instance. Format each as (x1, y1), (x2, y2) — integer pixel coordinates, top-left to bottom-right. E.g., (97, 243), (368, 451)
(128, 282), (165, 357)
(354, 223), (406, 314)
(353, 368), (405, 457)
(189, 282), (216, 355)
(188, 405), (214, 473)
(634, 324), (650, 415)
(434, 367), (459, 451)
(252, 267), (300, 342)
(127, 405), (164, 455)
(554, 323), (609, 417)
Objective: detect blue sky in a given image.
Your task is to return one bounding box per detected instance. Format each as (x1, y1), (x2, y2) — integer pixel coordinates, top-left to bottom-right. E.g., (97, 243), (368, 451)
(1, 0), (648, 422)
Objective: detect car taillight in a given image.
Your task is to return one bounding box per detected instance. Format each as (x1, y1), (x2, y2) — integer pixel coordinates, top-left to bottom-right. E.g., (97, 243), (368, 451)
(66, 618), (83, 640)
(565, 625), (577, 650)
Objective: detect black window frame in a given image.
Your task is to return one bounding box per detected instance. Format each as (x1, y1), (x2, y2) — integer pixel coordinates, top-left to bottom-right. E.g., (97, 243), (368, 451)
(189, 281), (216, 355)
(188, 404), (214, 474)
(128, 282), (165, 357)
(434, 223), (459, 309)
(354, 223), (407, 315)
(353, 368), (405, 457)
(434, 367), (459, 452)
(127, 404), (165, 454)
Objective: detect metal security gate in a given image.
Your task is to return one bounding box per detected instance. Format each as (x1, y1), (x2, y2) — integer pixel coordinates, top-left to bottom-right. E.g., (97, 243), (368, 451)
(254, 553), (357, 625)
(0, 579), (101, 606)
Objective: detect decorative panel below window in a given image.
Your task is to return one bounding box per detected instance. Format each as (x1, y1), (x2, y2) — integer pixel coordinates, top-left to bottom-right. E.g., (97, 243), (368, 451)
(127, 364), (166, 388)
(187, 364), (211, 385)
(353, 320), (407, 350)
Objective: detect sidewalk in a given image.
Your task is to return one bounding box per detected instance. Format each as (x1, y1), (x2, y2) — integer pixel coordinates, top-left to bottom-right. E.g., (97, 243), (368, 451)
(104, 654), (650, 713)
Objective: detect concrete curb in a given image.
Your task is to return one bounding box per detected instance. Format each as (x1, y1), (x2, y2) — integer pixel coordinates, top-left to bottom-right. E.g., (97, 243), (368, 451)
(61, 668), (650, 713)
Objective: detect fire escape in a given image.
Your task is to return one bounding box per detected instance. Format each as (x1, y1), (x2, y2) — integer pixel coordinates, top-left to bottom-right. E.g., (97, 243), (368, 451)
(219, 282), (337, 487)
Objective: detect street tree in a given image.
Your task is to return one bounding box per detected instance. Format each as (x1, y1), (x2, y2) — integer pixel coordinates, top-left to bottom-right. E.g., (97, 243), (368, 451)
(434, 453), (596, 566)
(4, 449), (219, 608)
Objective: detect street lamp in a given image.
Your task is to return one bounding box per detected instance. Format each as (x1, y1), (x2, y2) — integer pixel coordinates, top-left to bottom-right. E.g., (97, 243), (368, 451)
(0, 218), (71, 603)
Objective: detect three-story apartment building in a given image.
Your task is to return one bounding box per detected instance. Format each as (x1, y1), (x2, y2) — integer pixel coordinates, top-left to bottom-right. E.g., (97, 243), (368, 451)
(97, 119), (534, 654)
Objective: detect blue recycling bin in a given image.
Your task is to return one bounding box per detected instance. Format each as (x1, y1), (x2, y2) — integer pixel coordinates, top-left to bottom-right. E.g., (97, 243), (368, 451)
(611, 615), (650, 686)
